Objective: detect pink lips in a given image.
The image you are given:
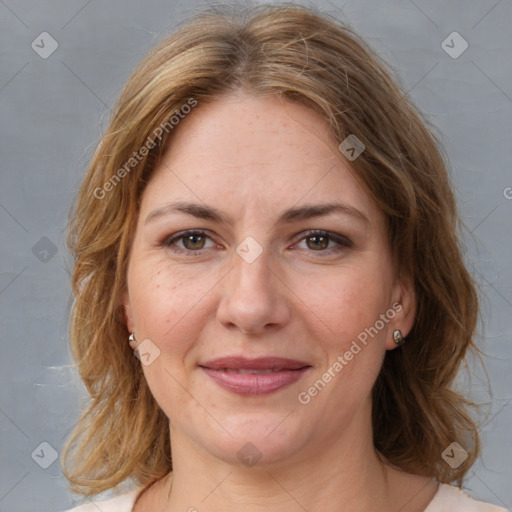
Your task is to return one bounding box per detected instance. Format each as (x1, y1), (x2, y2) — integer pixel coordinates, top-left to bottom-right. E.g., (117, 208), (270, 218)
(199, 356), (311, 396)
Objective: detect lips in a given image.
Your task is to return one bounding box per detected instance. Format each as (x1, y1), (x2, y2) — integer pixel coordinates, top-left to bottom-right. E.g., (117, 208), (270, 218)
(201, 356), (309, 371)
(199, 357), (311, 395)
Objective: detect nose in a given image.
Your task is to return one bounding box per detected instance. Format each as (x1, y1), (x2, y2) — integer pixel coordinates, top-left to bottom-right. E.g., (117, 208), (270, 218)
(216, 247), (291, 335)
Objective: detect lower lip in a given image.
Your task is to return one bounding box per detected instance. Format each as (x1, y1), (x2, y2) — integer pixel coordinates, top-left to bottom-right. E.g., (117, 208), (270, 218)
(201, 367), (310, 395)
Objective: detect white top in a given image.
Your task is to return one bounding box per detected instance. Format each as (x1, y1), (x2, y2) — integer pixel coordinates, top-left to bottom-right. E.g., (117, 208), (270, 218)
(62, 483), (509, 511)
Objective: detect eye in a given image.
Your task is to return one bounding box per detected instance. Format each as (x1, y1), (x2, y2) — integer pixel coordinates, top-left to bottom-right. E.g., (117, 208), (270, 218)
(163, 230), (217, 254)
(293, 230), (352, 254)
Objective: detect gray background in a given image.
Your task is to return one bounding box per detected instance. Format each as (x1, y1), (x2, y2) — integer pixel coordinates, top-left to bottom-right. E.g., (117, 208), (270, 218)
(0, 0), (511, 510)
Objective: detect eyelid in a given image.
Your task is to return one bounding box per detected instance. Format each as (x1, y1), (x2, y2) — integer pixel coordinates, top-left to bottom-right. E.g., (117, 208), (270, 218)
(161, 229), (352, 255)
(291, 229), (353, 252)
(162, 229), (220, 254)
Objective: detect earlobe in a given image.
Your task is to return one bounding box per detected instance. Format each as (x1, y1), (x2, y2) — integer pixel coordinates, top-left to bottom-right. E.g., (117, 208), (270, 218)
(386, 278), (416, 350)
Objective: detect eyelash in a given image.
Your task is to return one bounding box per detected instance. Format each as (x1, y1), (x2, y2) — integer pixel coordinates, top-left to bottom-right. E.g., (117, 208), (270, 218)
(161, 229), (352, 256)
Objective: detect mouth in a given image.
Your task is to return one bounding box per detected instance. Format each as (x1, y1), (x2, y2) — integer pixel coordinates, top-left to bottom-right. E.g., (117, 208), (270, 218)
(212, 368), (295, 374)
(199, 357), (312, 395)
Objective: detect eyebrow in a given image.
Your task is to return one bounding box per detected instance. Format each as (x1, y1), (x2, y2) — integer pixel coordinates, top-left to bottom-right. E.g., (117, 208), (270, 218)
(145, 200), (369, 225)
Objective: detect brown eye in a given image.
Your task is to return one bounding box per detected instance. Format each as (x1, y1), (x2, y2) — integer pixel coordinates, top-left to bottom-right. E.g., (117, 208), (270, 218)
(294, 230), (352, 255)
(306, 235), (329, 250)
(163, 230), (217, 254)
(183, 234), (206, 250)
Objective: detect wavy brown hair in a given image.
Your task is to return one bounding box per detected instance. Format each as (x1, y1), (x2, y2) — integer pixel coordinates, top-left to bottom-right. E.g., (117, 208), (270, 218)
(63, 2), (480, 496)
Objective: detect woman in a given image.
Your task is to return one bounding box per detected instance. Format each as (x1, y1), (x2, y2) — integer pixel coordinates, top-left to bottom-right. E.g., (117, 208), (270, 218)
(62, 4), (508, 511)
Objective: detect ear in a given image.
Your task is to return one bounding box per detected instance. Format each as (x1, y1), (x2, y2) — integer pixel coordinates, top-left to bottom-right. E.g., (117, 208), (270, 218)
(385, 276), (416, 351)
(119, 290), (135, 334)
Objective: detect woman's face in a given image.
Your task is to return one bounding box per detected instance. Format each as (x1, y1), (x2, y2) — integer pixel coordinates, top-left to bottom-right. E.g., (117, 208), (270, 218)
(122, 93), (414, 467)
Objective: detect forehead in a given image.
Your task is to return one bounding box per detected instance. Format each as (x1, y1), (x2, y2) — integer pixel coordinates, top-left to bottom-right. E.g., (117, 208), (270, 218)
(140, 93), (379, 223)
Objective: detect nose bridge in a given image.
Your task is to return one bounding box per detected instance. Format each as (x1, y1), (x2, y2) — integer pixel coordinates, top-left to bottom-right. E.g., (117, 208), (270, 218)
(230, 232), (273, 292)
(216, 242), (289, 333)
(231, 244), (275, 307)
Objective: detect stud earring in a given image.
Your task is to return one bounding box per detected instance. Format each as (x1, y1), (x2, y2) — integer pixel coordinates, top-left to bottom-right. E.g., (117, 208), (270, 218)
(128, 331), (137, 349)
(393, 329), (405, 346)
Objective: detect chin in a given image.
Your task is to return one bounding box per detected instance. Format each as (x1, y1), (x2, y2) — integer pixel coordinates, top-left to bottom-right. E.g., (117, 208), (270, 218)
(196, 411), (312, 469)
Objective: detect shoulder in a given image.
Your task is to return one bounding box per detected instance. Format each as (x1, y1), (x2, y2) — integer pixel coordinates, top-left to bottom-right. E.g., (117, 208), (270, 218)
(425, 484), (509, 512)
(60, 487), (143, 512)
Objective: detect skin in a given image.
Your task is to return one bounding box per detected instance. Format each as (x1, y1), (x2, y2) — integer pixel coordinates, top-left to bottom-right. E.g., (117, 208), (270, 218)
(122, 92), (438, 511)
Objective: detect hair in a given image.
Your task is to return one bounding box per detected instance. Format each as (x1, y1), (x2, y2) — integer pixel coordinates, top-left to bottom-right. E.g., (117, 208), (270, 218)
(63, 2), (480, 497)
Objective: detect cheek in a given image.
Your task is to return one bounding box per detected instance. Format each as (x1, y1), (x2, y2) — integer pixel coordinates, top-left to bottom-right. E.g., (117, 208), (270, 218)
(293, 268), (391, 420)
(126, 260), (216, 407)
(129, 257), (216, 340)
(293, 262), (393, 349)
(128, 259), (217, 418)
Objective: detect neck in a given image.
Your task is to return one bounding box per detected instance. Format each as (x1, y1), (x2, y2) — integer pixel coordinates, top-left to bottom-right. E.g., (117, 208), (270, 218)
(166, 445), (387, 512)
(153, 405), (435, 512)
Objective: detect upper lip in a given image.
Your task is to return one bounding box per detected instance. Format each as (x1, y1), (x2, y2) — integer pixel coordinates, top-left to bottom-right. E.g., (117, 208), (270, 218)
(200, 356), (311, 371)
